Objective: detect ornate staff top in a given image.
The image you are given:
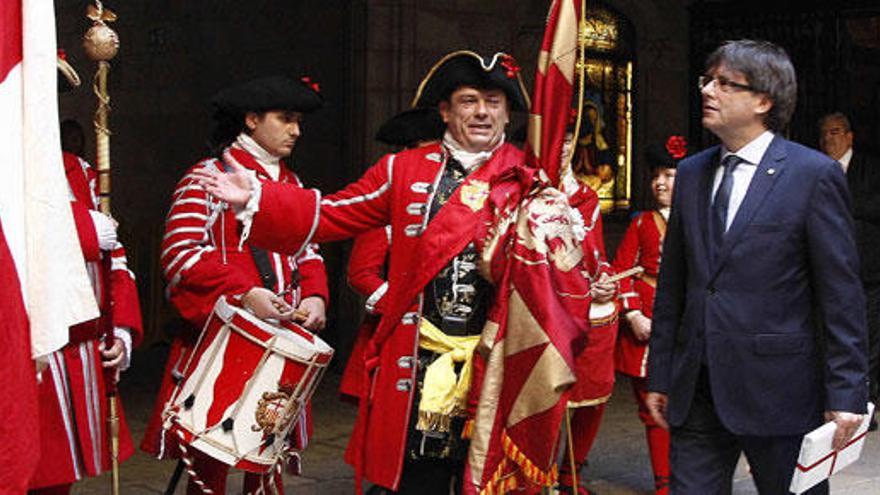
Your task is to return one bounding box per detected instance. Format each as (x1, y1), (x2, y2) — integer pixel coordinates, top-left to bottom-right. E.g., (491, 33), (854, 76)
(83, 1), (118, 62)
(82, 1), (118, 214)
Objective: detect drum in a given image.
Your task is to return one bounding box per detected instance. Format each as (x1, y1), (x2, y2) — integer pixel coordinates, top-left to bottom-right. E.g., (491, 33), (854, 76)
(589, 300), (617, 326)
(162, 296), (333, 473)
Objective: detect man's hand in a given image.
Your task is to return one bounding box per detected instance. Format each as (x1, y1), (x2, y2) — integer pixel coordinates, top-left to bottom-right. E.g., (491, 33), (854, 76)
(99, 337), (126, 368)
(241, 287), (295, 320)
(626, 311), (652, 341)
(590, 272), (617, 303)
(296, 296), (327, 331)
(825, 410), (864, 451)
(646, 392), (670, 430)
(191, 160), (253, 208)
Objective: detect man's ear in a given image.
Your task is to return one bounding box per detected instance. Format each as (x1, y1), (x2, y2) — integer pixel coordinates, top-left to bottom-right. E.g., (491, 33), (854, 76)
(755, 95), (773, 118)
(244, 112), (260, 132)
(438, 101), (451, 123)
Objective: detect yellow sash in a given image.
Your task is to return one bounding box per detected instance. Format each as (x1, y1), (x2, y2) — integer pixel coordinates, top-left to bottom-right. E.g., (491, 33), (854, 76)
(416, 318), (480, 433)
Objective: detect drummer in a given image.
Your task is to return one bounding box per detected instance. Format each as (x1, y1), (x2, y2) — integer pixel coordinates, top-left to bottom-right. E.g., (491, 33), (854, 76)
(140, 75), (329, 494)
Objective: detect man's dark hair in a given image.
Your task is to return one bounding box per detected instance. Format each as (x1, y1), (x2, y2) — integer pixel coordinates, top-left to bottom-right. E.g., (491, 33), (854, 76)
(705, 40), (797, 133)
(60, 118), (85, 156)
(209, 113), (250, 155)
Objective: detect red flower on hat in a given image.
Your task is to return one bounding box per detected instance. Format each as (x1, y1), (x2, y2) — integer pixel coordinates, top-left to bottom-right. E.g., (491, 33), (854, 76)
(300, 76), (320, 93)
(499, 54), (521, 79)
(665, 135), (688, 160)
(57, 49), (67, 60)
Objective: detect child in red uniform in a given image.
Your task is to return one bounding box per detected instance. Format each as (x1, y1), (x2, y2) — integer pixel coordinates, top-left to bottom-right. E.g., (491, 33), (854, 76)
(611, 136), (686, 495)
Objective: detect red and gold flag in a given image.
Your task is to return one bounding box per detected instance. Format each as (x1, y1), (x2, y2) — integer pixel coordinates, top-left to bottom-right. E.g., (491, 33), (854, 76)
(466, 172), (589, 494)
(523, 0), (583, 186)
(465, 2), (588, 493)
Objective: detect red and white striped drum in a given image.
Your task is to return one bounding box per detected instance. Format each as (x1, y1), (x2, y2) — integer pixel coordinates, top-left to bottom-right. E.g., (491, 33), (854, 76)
(162, 296), (333, 473)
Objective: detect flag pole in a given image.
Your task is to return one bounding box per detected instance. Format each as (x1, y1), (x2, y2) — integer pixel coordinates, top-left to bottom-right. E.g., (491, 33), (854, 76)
(82, 2), (121, 493)
(565, 0), (589, 184)
(565, 2), (588, 492)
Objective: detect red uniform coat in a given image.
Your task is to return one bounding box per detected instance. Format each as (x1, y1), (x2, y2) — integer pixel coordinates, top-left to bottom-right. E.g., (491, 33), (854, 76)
(566, 185), (617, 406)
(340, 226), (391, 401)
(612, 210), (666, 378)
(244, 142), (527, 490)
(29, 152), (143, 489)
(140, 144), (329, 459)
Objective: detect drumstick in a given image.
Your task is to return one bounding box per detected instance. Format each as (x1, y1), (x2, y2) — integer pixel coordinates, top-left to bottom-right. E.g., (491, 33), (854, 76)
(292, 308), (310, 322)
(605, 266), (645, 284)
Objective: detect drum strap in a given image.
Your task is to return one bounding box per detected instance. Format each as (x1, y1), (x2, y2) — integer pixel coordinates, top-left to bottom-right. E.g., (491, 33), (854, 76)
(218, 158), (279, 291)
(250, 246), (278, 291)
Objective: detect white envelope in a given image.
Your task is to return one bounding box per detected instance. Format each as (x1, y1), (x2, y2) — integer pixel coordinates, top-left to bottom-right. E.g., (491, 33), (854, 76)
(789, 402), (875, 494)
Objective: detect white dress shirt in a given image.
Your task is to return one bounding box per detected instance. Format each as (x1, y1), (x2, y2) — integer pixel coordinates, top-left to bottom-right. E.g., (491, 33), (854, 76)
(711, 130), (775, 231)
(838, 147), (853, 173)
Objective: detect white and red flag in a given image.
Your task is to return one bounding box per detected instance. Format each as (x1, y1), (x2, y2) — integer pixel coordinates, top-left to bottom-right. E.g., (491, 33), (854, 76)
(0, 0), (99, 490)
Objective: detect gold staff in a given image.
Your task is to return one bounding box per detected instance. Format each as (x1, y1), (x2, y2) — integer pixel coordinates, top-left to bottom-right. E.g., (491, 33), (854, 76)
(82, 2), (121, 494)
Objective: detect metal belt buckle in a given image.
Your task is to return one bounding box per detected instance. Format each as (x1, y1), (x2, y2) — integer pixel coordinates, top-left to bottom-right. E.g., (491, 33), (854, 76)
(441, 315), (468, 335)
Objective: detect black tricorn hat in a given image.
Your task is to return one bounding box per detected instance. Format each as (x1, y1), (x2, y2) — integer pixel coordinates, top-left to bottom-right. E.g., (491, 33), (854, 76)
(211, 75), (323, 121)
(411, 50), (530, 111)
(646, 135), (689, 170)
(375, 108), (445, 147)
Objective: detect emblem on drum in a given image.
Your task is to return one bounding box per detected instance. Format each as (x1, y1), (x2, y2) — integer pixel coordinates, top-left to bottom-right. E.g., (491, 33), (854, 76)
(252, 383), (298, 435)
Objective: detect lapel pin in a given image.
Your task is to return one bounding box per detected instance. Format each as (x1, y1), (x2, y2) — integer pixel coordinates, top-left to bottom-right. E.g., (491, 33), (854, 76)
(767, 168), (776, 175)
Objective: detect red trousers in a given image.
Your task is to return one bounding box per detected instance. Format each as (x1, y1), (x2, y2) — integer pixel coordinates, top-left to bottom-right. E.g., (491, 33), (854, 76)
(630, 376), (670, 495)
(558, 403), (605, 492)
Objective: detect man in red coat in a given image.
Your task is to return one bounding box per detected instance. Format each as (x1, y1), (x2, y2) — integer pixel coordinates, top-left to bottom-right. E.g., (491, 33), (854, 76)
(140, 76), (329, 494)
(28, 56), (143, 494)
(28, 114), (143, 493)
(195, 51), (550, 493)
(341, 109), (444, 403)
(611, 138), (685, 495)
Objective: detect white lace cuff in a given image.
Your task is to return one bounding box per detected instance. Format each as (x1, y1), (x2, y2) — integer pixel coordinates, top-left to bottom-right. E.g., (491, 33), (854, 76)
(113, 327), (133, 371)
(236, 171), (262, 248)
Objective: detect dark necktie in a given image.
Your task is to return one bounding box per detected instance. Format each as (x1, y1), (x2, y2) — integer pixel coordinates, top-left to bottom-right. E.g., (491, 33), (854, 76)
(711, 154), (742, 248)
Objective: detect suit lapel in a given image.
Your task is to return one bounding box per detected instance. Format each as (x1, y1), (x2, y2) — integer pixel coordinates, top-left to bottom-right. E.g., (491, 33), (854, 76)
(709, 135), (787, 280)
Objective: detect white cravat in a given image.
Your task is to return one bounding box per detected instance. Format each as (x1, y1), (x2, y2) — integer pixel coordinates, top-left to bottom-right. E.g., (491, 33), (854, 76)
(441, 131), (505, 172)
(712, 130), (774, 230)
(659, 207), (670, 221)
(235, 133), (281, 181)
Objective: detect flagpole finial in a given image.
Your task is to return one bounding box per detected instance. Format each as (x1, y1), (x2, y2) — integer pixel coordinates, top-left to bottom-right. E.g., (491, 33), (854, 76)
(83, 2), (118, 62)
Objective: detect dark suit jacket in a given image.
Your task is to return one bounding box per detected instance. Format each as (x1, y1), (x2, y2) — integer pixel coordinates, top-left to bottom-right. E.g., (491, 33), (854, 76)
(647, 135), (868, 436)
(847, 151), (880, 284)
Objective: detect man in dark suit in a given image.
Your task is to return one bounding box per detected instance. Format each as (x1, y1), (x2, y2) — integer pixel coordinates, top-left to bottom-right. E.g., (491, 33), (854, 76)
(645, 40), (868, 494)
(819, 111), (880, 431)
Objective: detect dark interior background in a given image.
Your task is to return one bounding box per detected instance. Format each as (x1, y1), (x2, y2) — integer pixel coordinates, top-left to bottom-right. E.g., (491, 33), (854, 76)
(54, 0), (880, 373)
